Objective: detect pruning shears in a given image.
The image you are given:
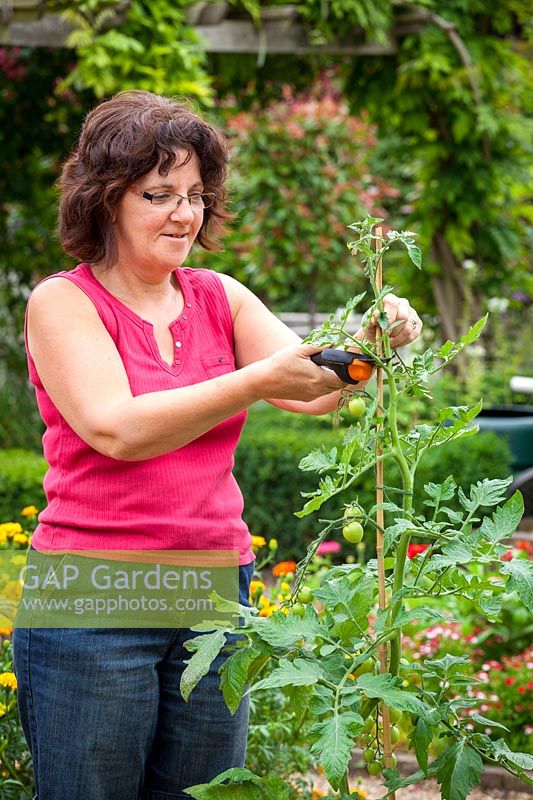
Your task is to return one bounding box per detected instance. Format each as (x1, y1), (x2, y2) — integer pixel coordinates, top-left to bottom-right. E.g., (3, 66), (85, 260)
(310, 349), (390, 385)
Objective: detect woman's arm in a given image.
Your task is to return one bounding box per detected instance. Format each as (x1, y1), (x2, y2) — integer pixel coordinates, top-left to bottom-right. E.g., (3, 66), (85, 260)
(26, 278), (347, 461)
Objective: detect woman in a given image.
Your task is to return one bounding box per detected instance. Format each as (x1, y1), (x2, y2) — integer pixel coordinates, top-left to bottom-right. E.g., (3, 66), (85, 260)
(13, 90), (422, 800)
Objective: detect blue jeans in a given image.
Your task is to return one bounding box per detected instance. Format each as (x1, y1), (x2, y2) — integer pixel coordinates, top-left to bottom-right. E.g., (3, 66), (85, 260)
(13, 561), (254, 800)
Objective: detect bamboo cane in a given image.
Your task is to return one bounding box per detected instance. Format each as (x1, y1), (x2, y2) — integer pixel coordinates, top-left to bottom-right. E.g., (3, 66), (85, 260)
(374, 228), (395, 792)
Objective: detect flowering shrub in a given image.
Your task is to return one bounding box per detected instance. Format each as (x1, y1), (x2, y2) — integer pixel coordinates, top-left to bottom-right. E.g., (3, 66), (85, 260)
(195, 78), (399, 317)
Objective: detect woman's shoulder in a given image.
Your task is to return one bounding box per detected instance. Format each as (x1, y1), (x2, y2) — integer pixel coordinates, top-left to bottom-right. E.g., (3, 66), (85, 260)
(27, 264), (111, 331)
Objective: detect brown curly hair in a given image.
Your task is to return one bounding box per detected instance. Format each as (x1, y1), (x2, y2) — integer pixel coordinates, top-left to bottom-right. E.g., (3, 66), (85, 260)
(58, 91), (232, 266)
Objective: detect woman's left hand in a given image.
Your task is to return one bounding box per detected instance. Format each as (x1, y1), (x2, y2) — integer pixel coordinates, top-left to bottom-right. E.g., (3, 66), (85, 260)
(357, 293), (423, 349)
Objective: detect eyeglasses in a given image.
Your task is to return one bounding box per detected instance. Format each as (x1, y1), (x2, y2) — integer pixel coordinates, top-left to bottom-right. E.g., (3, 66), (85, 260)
(135, 190), (217, 212)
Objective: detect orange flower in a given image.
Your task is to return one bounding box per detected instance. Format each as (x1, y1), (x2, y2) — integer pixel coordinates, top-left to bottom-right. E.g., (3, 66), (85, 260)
(272, 561), (297, 577)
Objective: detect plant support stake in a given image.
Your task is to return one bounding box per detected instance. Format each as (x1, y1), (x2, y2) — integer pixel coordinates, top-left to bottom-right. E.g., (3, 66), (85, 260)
(374, 226), (395, 788)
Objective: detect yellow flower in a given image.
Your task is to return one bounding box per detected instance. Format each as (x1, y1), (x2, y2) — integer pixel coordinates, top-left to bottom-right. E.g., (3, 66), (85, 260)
(259, 604), (274, 617)
(281, 581), (290, 592)
(0, 703), (7, 717)
(0, 530), (6, 544)
(0, 627), (13, 637)
(13, 533), (28, 545)
(1, 523), (23, 537)
(251, 535), (267, 549)
(2, 580), (22, 602)
(249, 580), (265, 597)
(0, 672), (17, 691)
(21, 506), (38, 517)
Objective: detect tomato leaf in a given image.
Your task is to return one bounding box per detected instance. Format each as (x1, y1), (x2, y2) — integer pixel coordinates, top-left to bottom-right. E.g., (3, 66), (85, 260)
(412, 716), (433, 773)
(433, 740), (483, 800)
(500, 558), (533, 613)
(220, 645), (253, 716)
(490, 739), (533, 774)
(479, 491), (524, 543)
(250, 607), (323, 647)
(250, 658), (323, 693)
(309, 711), (363, 789)
(184, 768), (291, 799)
(355, 674), (432, 717)
(180, 629), (228, 702)
(423, 475), (457, 507)
(299, 446), (338, 474)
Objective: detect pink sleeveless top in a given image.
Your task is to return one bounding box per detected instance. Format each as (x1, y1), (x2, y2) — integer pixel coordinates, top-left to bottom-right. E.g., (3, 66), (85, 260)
(26, 263), (253, 565)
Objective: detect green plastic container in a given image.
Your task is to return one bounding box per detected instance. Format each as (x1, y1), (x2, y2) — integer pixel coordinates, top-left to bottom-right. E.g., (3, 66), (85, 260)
(478, 406), (533, 471)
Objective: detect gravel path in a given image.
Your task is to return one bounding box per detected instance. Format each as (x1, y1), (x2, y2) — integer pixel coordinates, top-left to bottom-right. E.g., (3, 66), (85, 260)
(312, 774), (532, 799)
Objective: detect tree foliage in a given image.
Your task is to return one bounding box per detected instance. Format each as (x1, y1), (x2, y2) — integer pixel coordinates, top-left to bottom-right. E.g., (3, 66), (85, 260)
(340, 0), (532, 341)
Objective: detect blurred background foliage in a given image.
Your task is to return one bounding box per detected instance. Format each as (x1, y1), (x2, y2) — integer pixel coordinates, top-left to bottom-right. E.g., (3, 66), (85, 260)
(0, 0), (532, 452)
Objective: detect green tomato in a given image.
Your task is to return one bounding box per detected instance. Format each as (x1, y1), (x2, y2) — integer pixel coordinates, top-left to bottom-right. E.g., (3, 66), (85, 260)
(344, 505), (364, 521)
(388, 708), (402, 724)
(363, 716), (375, 734)
(292, 602), (305, 617)
(382, 753), (398, 768)
(362, 748), (375, 762)
(354, 657), (374, 677)
(342, 521), (364, 544)
(297, 586), (313, 604)
(390, 725), (400, 745)
(367, 760), (382, 776)
(348, 396), (366, 418)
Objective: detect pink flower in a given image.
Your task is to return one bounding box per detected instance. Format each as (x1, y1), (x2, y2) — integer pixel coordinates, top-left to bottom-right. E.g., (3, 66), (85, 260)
(317, 540), (341, 555)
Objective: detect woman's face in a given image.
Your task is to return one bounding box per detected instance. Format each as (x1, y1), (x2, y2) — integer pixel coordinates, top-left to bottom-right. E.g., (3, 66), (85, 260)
(113, 150), (204, 276)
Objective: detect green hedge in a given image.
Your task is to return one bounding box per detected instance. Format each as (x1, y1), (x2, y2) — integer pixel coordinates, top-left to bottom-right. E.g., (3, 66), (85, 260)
(0, 448), (47, 522)
(0, 408), (513, 561)
(235, 403), (514, 560)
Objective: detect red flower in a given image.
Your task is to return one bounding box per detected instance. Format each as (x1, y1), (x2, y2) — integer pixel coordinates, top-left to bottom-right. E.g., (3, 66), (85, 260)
(501, 549), (514, 561)
(505, 677), (514, 686)
(407, 543), (429, 559)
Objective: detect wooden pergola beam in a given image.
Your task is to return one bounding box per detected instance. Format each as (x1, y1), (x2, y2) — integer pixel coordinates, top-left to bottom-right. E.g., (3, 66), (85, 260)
(0, 13), (398, 54)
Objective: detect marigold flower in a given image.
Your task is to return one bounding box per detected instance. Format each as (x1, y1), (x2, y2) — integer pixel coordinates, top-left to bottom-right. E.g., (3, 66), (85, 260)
(0, 703), (7, 717)
(21, 506), (38, 517)
(249, 580), (265, 598)
(0, 522), (23, 538)
(0, 627), (13, 637)
(407, 543), (429, 559)
(0, 672), (17, 691)
(251, 535), (267, 550)
(13, 533), (28, 545)
(259, 602), (274, 617)
(272, 561), (297, 577)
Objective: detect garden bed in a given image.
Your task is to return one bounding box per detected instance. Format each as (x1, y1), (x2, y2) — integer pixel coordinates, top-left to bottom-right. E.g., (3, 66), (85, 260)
(313, 769), (533, 799)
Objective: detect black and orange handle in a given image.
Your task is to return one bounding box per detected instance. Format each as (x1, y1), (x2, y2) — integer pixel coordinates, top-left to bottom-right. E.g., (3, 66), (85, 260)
(310, 349), (387, 385)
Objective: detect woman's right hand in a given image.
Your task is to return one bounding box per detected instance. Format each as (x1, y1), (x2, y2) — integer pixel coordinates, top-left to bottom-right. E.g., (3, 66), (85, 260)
(253, 343), (348, 402)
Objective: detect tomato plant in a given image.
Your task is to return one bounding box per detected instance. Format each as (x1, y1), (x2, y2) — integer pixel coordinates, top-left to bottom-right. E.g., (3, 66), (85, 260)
(180, 218), (533, 800)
